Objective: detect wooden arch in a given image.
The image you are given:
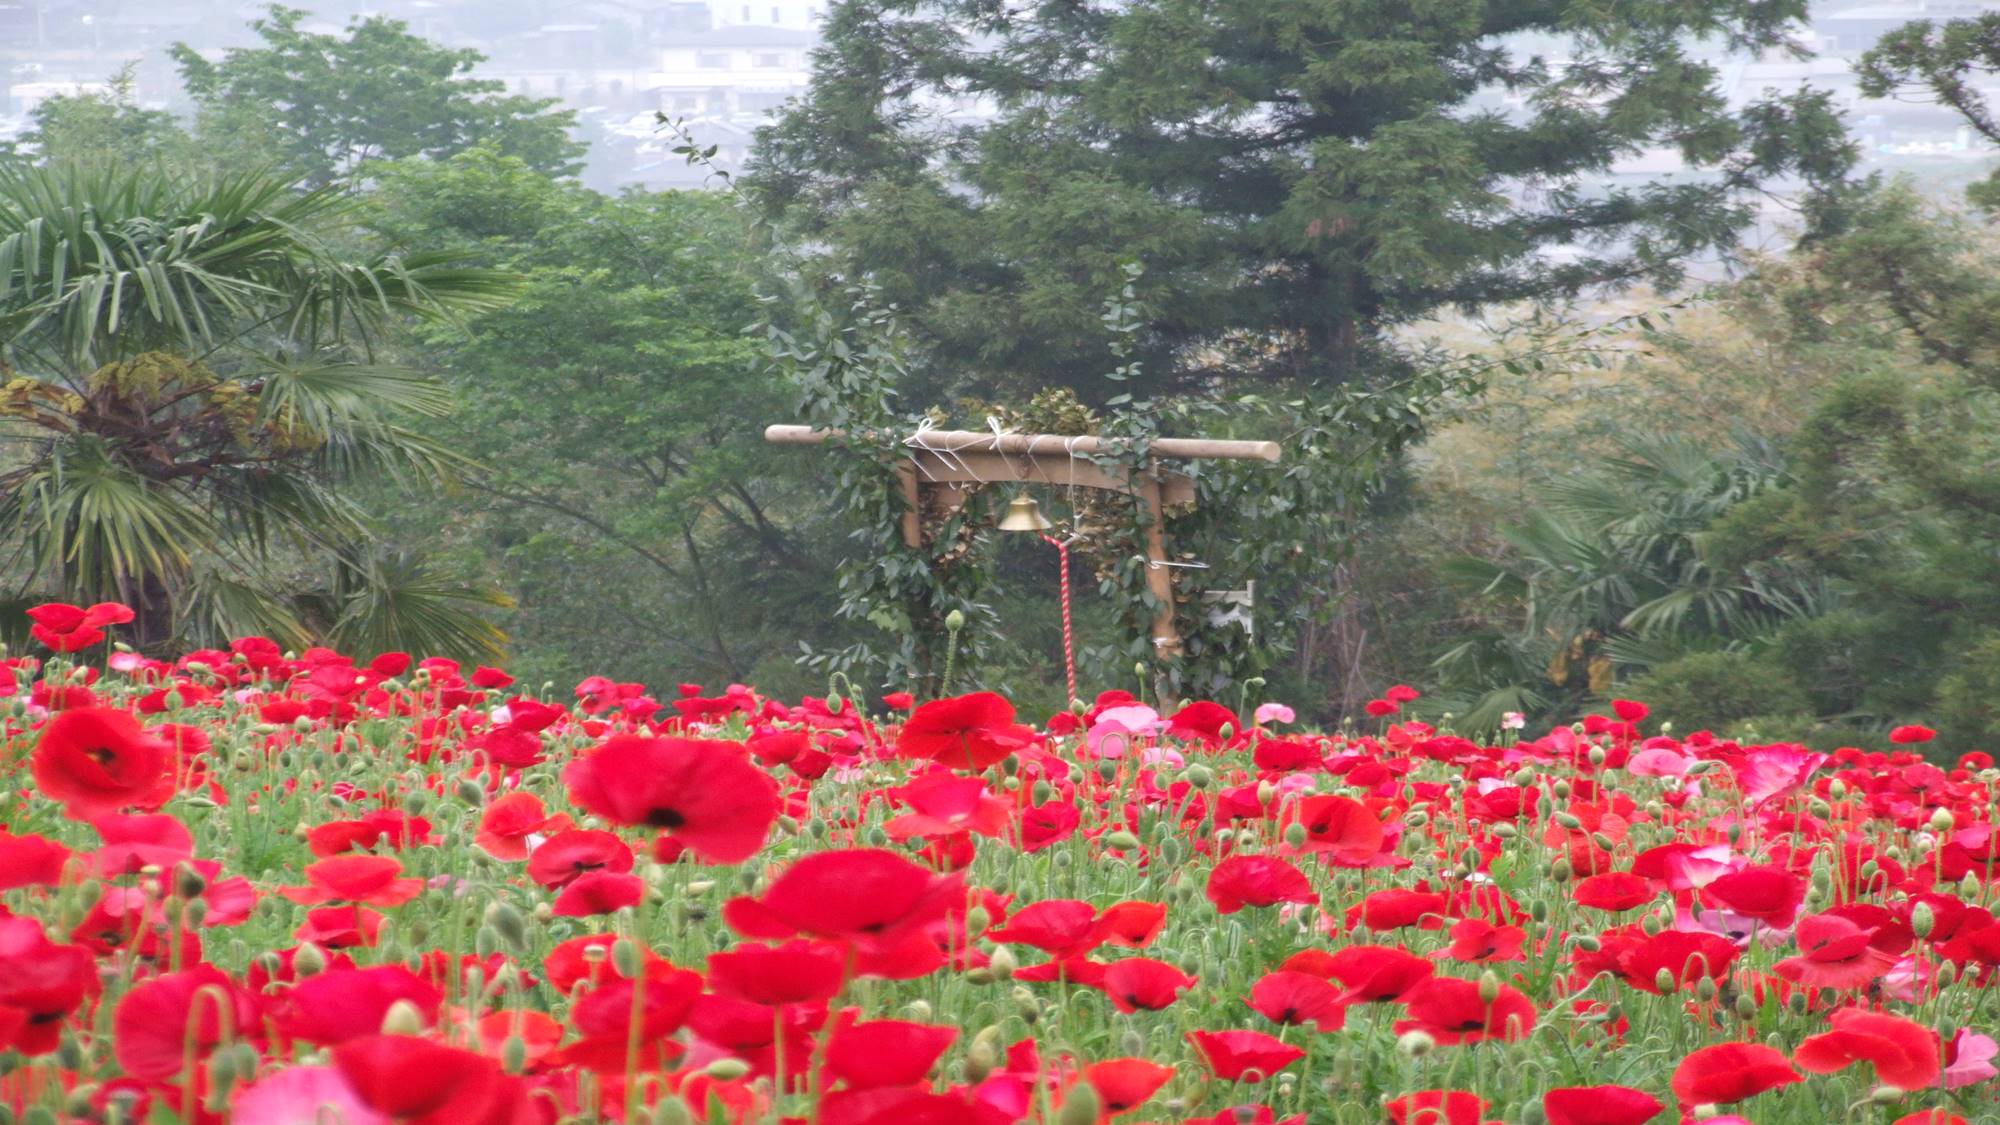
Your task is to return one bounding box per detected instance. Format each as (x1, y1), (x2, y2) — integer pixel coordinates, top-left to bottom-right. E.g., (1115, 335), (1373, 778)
(765, 425), (1282, 658)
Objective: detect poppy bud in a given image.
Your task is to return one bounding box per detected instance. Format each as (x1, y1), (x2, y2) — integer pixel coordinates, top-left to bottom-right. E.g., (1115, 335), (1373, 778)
(1654, 968), (1677, 993)
(651, 1093), (696, 1125)
(1590, 832), (1617, 852)
(1493, 822), (1517, 839)
(1931, 808), (1956, 833)
(1396, 1030), (1435, 1057)
(1058, 1083), (1101, 1125)
(476, 926), (503, 957)
(404, 790), (430, 816)
(1869, 1086), (1903, 1104)
(1530, 899), (1548, 923)
(1184, 765), (1213, 788)
(966, 1037), (1001, 1083)
(779, 815), (800, 835)
(1032, 780), (1055, 803)
(183, 899), (209, 926)
(162, 690), (184, 710)
(1404, 811), (1430, 828)
(866, 826), (889, 847)
(1098, 760), (1118, 782)
(989, 945), (1017, 978)
(946, 610), (966, 632)
(1553, 812), (1583, 831)
(808, 818), (829, 837)
(380, 1000), (426, 1036)
(826, 693), (845, 714)
(1551, 859), (1572, 883)
(1106, 829), (1142, 850)
(1913, 902), (1936, 940)
(1282, 823), (1308, 849)
(1552, 780), (1572, 799)
(1808, 798), (1833, 819)
(1256, 780), (1276, 805)
(612, 938), (645, 979)
(1161, 839), (1185, 866)
(1588, 746), (1606, 766)
(1829, 779), (1848, 799)
(1696, 977), (1716, 1001)
(965, 906), (991, 934)
(1520, 1104), (1547, 1125)
(1642, 913), (1664, 936)
(455, 779), (486, 806)
(1012, 985), (1040, 1023)
(55, 1037), (82, 1071)
(534, 902), (554, 920)
(295, 942), (328, 978)
(1689, 1107), (1721, 1121)
(502, 1035), (528, 1074)
(704, 1058), (751, 1080)
(1735, 992), (1758, 1020)
(1572, 935), (1600, 952)
(1788, 994), (1808, 1015)
(1219, 724), (1235, 741)
(1477, 969), (1502, 1003)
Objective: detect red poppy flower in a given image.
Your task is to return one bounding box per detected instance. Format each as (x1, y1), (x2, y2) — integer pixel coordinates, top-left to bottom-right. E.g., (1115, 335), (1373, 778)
(1206, 855), (1317, 914)
(1082, 1058), (1175, 1117)
(1542, 1085), (1665, 1125)
(724, 848), (961, 976)
(1101, 957), (1196, 1012)
(475, 792), (557, 861)
(1185, 1030), (1304, 1082)
(987, 899), (1104, 959)
(280, 855), (424, 907)
(0, 830), (72, 889)
(296, 904), (386, 948)
(1891, 725), (1937, 744)
(1616, 929), (1739, 993)
(1393, 977), (1537, 1044)
(1326, 944), (1435, 1003)
(31, 707), (172, 820)
(1703, 865), (1806, 927)
(1248, 971), (1347, 1031)
(1365, 699), (1399, 717)
(708, 940), (848, 1006)
(27, 601), (132, 652)
(275, 965), (444, 1045)
(527, 829), (635, 889)
(0, 915), (94, 1055)
(92, 812), (192, 876)
(1441, 918), (1527, 963)
(1386, 1091), (1493, 1125)
(1894, 1112), (1968, 1125)
(825, 1010), (958, 1088)
(896, 692), (1036, 770)
(114, 964), (260, 1081)
(1795, 1007), (1942, 1090)
(1280, 795), (1385, 862)
(564, 734), (779, 863)
(1671, 1042), (1800, 1105)
(553, 870), (646, 916)
(334, 1034), (526, 1125)
(1092, 901), (1168, 948)
(1350, 887), (1448, 931)
(1167, 701), (1240, 743)
(1775, 913), (1898, 991)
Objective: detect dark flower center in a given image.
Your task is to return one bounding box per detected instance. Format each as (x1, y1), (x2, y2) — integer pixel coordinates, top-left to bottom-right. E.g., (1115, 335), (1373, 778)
(86, 745), (115, 765)
(646, 807), (686, 829)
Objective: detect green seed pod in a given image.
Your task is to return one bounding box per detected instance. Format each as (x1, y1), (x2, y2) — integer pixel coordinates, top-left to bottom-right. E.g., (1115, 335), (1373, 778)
(1057, 1082), (1101, 1125)
(651, 1097), (695, 1125)
(704, 1058), (751, 1080)
(612, 938), (645, 979)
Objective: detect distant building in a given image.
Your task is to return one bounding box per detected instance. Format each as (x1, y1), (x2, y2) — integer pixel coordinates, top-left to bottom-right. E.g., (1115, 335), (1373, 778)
(649, 24), (812, 116)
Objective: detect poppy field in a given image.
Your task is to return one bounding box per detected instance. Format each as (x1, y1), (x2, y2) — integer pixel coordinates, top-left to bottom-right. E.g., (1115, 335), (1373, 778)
(1, 604), (1995, 1125)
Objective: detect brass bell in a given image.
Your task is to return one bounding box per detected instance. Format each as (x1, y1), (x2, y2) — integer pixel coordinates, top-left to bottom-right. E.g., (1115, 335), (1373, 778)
(996, 493), (1053, 533)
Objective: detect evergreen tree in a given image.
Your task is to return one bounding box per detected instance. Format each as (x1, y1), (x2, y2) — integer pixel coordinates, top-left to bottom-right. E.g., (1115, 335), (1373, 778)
(751, 0), (1854, 402)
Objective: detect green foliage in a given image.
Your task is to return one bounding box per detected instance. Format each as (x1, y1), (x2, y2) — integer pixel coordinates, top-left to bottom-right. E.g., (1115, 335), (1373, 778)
(1858, 14), (2000, 210)
(0, 65), (196, 167)
(364, 147), (841, 691)
(751, 0), (1852, 404)
(170, 5), (584, 187)
(0, 161), (517, 658)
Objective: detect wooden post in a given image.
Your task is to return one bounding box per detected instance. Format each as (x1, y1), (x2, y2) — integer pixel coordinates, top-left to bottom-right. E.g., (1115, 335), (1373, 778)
(895, 461), (923, 549)
(1137, 465), (1180, 659)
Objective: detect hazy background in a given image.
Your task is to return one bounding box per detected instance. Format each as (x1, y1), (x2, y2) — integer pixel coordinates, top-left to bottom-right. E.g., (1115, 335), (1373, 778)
(6, 0), (2000, 207)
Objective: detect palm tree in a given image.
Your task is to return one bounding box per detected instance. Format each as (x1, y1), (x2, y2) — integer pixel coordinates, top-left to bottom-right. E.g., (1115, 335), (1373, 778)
(1428, 436), (1831, 730)
(0, 161), (518, 659)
